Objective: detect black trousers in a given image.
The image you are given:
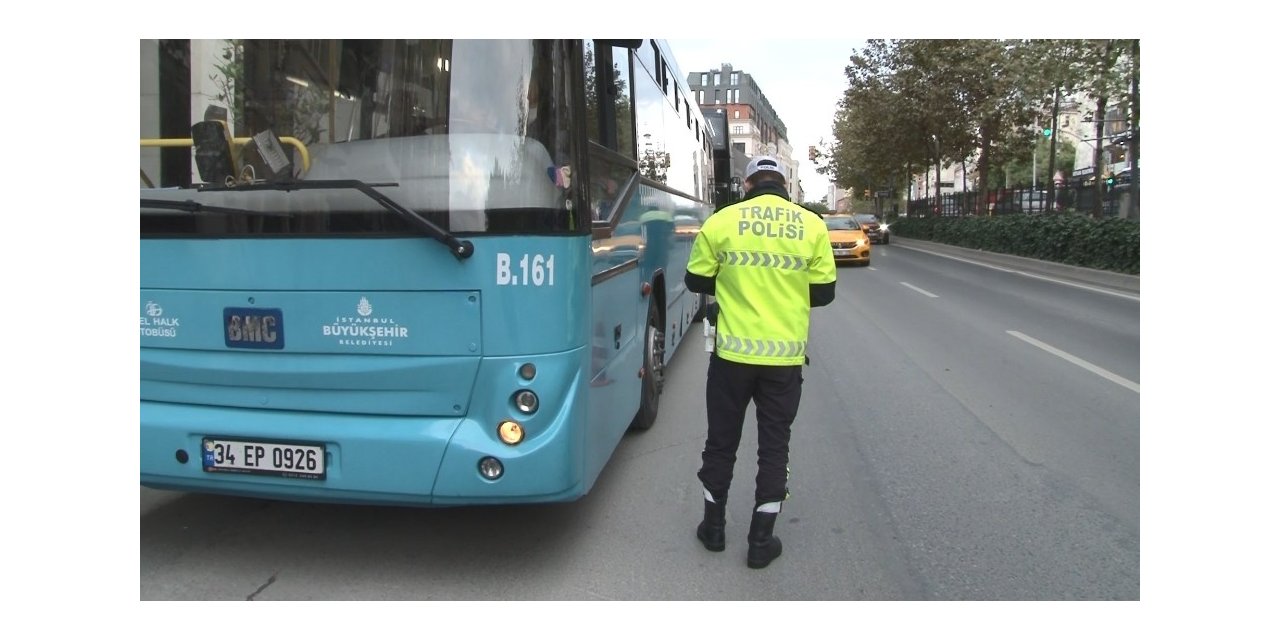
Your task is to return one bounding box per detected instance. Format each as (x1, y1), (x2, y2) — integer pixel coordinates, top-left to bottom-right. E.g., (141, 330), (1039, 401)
(697, 353), (803, 507)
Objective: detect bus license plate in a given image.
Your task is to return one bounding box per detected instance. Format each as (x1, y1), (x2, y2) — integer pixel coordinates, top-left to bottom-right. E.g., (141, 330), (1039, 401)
(202, 437), (326, 480)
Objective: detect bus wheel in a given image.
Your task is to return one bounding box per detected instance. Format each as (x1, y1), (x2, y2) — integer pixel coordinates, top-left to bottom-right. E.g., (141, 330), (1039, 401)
(630, 297), (665, 431)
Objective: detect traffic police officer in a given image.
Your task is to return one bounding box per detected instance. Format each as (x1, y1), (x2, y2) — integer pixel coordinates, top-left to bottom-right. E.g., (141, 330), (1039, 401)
(684, 155), (837, 569)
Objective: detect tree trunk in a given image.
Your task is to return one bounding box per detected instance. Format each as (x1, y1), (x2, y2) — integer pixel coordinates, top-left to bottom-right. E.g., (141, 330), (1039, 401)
(1047, 86), (1060, 212)
(1130, 39), (1139, 220)
(1091, 40), (1114, 220)
(977, 128), (992, 217)
(934, 156), (942, 215)
(1092, 95), (1107, 220)
(905, 161), (911, 215)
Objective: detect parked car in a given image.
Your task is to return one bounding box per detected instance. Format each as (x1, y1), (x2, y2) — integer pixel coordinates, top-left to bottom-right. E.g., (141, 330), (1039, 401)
(853, 213), (890, 244)
(824, 214), (871, 266)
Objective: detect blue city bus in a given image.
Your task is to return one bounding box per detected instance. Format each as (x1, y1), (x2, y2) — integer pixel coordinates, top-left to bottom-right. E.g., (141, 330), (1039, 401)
(140, 39), (715, 506)
(699, 107), (748, 209)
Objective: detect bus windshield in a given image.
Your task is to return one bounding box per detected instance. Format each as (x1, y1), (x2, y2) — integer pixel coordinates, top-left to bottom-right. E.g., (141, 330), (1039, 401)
(141, 39), (579, 236)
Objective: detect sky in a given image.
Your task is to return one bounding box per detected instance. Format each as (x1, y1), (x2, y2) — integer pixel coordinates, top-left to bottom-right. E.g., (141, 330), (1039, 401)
(667, 39), (859, 204)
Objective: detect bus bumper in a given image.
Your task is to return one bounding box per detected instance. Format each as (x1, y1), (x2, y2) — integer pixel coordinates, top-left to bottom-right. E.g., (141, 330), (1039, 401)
(140, 400), (586, 507)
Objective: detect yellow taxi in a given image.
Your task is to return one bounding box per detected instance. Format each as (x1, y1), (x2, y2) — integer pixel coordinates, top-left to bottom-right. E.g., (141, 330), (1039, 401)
(823, 214), (871, 266)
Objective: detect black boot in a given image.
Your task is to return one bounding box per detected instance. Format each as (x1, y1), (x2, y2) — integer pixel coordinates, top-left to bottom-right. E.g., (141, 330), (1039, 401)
(695, 496), (726, 552)
(746, 507), (782, 569)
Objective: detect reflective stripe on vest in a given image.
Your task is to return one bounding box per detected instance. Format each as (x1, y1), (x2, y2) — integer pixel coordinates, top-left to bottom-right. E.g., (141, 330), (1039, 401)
(717, 251), (810, 270)
(716, 334), (808, 359)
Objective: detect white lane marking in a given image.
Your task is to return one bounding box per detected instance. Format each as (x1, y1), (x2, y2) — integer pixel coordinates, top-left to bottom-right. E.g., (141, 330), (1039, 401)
(1007, 330), (1139, 393)
(868, 267), (878, 271)
(896, 244), (1139, 302)
(900, 282), (939, 298)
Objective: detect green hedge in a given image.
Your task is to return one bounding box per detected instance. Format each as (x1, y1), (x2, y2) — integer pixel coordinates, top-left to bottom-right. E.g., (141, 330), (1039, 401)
(889, 214), (1139, 275)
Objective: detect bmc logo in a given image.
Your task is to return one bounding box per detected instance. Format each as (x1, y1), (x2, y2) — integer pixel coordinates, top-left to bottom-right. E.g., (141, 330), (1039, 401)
(224, 307), (285, 349)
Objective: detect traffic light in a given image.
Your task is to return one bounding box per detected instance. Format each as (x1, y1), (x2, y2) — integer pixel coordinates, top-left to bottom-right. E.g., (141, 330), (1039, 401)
(1043, 128), (1052, 137)
(808, 146), (817, 162)
(863, 189), (871, 198)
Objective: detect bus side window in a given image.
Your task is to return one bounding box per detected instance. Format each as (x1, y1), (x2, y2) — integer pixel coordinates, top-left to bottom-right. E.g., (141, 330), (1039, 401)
(583, 41), (635, 159)
(584, 40), (602, 146)
(610, 46), (635, 159)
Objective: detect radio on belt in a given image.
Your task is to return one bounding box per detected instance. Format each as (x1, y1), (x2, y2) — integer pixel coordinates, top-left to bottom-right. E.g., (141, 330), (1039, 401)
(703, 301), (719, 352)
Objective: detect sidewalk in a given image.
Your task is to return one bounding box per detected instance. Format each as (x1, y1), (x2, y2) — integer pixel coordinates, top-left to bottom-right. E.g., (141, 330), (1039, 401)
(890, 236), (1140, 296)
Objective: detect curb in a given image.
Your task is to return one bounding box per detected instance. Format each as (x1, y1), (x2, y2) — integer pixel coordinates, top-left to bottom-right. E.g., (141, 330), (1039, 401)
(890, 236), (1140, 295)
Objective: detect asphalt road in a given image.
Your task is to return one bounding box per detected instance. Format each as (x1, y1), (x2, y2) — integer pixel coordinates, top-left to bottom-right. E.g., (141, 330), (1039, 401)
(140, 237), (1140, 601)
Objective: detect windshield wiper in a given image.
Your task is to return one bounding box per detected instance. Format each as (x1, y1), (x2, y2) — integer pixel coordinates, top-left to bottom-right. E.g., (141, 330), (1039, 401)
(140, 198), (288, 217)
(198, 179), (474, 260)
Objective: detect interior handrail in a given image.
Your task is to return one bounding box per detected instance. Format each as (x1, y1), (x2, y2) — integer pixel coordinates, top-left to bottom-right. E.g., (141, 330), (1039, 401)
(140, 135), (311, 175)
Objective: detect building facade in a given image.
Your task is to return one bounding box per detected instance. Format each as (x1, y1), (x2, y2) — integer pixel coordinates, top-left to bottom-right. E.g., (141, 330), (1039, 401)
(827, 183), (852, 213)
(1059, 97), (1134, 182)
(687, 64), (801, 202)
(1025, 94), (1134, 188)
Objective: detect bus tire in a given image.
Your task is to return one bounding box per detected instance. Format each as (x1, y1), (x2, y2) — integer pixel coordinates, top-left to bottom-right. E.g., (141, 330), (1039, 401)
(630, 296), (664, 431)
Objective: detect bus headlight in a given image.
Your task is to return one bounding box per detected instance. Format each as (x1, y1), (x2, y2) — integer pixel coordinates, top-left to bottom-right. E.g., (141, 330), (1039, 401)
(478, 456), (504, 480)
(498, 420), (525, 445)
(514, 390), (539, 414)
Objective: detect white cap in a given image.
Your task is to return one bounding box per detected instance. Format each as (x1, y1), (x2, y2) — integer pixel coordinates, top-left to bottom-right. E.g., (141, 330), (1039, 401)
(745, 155), (785, 183)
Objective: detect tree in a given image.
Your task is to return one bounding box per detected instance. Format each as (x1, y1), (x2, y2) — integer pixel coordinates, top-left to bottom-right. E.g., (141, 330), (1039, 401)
(803, 200), (831, 214)
(894, 40), (979, 209)
(829, 39), (1046, 216)
(208, 40), (337, 147)
(1018, 39), (1091, 211)
(949, 39), (1045, 212)
(826, 82), (919, 194)
(1004, 138), (1077, 187)
(827, 40), (955, 211)
(824, 38), (1140, 220)
(1076, 39), (1134, 218)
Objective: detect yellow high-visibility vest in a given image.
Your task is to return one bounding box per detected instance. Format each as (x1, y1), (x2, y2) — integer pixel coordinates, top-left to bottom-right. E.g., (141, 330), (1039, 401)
(687, 193), (837, 365)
